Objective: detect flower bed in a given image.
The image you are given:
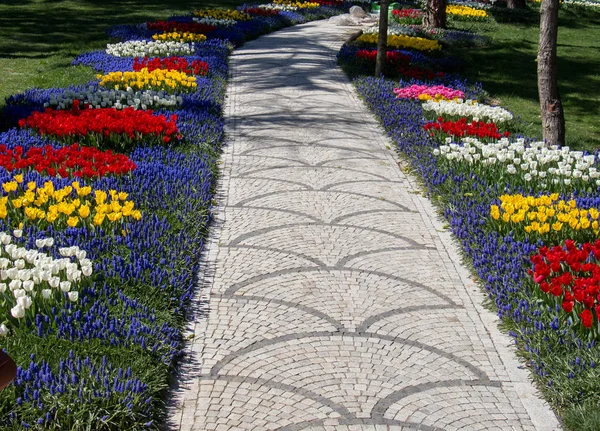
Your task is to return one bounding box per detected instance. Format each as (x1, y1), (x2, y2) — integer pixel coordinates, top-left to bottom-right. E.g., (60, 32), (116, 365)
(340, 3), (600, 423)
(19, 103), (180, 149)
(0, 144), (136, 178)
(356, 33), (442, 52)
(0, 2), (373, 429)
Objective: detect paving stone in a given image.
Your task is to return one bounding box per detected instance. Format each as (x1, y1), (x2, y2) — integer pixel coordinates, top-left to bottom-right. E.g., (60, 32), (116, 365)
(168, 18), (561, 431)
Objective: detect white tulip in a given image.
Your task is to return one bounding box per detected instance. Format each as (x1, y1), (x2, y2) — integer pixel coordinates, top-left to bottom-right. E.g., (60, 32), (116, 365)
(0, 323), (8, 337)
(17, 295), (32, 309)
(4, 244), (16, 256)
(12, 229), (22, 238)
(41, 289), (52, 299)
(9, 280), (22, 291)
(22, 280), (34, 292)
(11, 304), (25, 319)
(68, 291), (79, 302)
(60, 281), (71, 292)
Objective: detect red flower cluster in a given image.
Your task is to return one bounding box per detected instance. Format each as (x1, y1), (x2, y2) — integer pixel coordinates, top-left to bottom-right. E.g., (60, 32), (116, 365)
(243, 7), (280, 16)
(19, 101), (180, 147)
(355, 49), (442, 80)
(398, 64), (442, 80)
(133, 56), (209, 76)
(423, 117), (510, 140)
(146, 20), (216, 34)
(356, 49), (411, 66)
(530, 240), (600, 329)
(0, 144), (136, 178)
(392, 8), (423, 19)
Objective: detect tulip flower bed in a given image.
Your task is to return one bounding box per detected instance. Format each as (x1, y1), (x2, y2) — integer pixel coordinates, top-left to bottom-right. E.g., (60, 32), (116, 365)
(340, 4), (600, 427)
(133, 57), (209, 76)
(391, 8), (424, 25)
(446, 4), (489, 20)
(0, 2), (372, 429)
(0, 144), (136, 179)
(18, 103), (181, 150)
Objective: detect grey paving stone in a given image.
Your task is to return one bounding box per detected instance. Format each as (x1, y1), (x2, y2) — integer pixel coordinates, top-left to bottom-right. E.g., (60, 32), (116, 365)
(167, 18), (561, 431)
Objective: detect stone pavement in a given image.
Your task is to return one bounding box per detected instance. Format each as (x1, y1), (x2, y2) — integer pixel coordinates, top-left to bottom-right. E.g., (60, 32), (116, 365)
(169, 19), (561, 431)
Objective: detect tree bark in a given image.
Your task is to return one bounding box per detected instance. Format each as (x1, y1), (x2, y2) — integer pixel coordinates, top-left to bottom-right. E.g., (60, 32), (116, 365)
(424, 0), (447, 29)
(538, 0), (565, 146)
(507, 0), (527, 8)
(375, 0), (389, 76)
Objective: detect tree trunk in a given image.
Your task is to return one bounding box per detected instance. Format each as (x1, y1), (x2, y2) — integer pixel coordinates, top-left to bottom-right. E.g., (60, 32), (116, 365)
(507, 0), (527, 8)
(538, 0), (565, 146)
(424, 0), (447, 29)
(375, 0), (389, 76)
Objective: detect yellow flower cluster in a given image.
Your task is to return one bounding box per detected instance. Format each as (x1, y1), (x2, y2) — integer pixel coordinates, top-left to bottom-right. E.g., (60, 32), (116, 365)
(1, 176), (142, 229)
(97, 68), (197, 93)
(356, 33), (441, 52)
(417, 94), (460, 102)
(446, 5), (488, 18)
(192, 9), (251, 20)
(490, 194), (600, 239)
(152, 32), (207, 43)
(273, 0), (320, 7)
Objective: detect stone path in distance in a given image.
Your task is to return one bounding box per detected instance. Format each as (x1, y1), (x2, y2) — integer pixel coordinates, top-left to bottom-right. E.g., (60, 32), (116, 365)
(169, 19), (561, 431)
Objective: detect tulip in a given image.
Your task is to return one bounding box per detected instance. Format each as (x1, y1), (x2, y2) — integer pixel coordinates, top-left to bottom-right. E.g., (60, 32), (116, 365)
(60, 281), (71, 292)
(10, 304), (25, 319)
(17, 295), (32, 309)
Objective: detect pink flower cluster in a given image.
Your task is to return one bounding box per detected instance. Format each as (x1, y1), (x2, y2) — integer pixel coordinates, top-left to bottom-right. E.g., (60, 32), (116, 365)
(393, 84), (465, 100)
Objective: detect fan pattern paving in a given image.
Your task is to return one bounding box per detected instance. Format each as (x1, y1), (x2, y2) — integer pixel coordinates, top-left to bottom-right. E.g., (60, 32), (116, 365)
(169, 20), (560, 431)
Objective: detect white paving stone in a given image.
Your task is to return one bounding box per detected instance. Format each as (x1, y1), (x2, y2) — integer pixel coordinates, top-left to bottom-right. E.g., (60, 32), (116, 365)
(168, 19), (561, 431)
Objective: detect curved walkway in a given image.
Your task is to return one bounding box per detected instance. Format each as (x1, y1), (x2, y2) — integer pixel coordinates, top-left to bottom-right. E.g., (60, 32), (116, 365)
(169, 19), (561, 431)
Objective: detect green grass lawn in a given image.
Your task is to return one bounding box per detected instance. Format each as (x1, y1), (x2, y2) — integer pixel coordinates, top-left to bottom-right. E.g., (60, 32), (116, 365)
(0, 0), (247, 111)
(447, 5), (600, 150)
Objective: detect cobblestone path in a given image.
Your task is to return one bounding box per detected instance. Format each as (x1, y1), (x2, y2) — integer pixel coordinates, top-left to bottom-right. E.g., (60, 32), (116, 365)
(169, 20), (561, 431)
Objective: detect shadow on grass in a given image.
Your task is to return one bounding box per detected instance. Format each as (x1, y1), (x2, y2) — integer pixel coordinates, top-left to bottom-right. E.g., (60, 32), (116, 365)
(0, 0), (247, 58)
(487, 5), (539, 25)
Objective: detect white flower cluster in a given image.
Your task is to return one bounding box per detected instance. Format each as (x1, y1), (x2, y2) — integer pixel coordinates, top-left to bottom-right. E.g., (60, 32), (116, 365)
(422, 99), (513, 123)
(0, 231), (93, 336)
(448, 0), (492, 9)
(563, 0), (600, 7)
(193, 17), (237, 26)
(258, 3), (299, 11)
(363, 23), (418, 37)
(433, 137), (600, 187)
(44, 88), (182, 111)
(106, 40), (195, 57)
